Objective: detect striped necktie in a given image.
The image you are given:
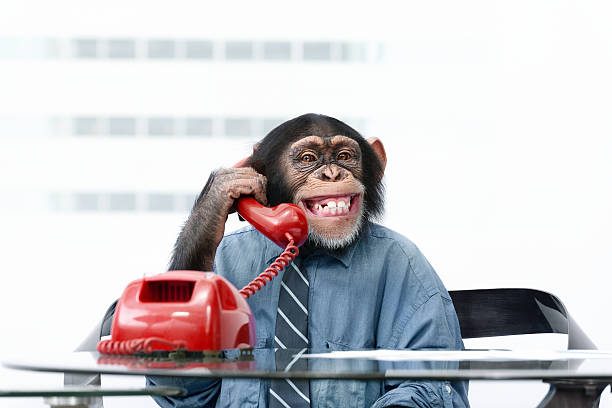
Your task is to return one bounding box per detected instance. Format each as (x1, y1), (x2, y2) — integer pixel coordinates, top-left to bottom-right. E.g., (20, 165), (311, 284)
(269, 260), (310, 407)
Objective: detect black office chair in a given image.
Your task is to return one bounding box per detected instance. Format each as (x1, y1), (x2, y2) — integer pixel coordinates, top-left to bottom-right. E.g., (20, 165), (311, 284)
(448, 288), (596, 350)
(448, 288), (604, 408)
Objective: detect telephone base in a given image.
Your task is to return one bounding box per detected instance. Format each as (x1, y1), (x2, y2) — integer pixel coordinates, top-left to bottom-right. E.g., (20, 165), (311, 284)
(97, 347), (255, 370)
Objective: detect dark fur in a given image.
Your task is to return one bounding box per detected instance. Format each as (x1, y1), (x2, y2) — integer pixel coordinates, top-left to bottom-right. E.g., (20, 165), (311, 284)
(247, 113), (385, 222)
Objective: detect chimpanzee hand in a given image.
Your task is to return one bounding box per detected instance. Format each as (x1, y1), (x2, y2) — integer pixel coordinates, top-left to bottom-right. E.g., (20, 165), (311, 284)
(198, 167), (267, 216)
(169, 167), (267, 272)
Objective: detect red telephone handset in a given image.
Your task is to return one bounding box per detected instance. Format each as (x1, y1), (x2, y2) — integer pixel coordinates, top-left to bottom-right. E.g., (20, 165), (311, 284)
(97, 166), (309, 355)
(236, 197), (308, 248)
(232, 156), (308, 248)
(232, 162), (308, 296)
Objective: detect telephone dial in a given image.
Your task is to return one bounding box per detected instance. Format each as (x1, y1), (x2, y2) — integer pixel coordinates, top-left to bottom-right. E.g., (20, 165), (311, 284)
(97, 195), (308, 356)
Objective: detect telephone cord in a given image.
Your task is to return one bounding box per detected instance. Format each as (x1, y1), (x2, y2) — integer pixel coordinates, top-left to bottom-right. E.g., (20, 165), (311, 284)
(97, 337), (187, 355)
(239, 233), (298, 299)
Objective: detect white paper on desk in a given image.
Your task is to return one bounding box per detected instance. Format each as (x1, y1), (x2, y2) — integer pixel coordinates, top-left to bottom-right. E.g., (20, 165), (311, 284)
(302, 349), (612, 361)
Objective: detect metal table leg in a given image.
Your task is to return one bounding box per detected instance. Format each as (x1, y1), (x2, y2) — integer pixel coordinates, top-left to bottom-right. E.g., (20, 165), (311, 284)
(537, 380), (608, 408)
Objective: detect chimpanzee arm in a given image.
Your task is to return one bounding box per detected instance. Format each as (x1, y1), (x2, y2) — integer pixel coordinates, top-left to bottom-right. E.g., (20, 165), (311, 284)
(168, 167), (266, 271)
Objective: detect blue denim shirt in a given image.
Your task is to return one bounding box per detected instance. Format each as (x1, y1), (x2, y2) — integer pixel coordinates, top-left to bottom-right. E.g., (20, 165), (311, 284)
(148, 222), (469, 407)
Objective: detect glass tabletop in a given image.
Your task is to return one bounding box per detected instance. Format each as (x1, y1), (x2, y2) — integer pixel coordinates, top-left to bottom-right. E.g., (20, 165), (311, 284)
(4, 349), (612, 381)
(0, 385), (185, 398)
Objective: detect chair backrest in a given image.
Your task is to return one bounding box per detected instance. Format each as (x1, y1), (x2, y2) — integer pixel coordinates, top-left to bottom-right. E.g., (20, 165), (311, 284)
(100, 300), (117, 339)
(448, 288), (596, 350)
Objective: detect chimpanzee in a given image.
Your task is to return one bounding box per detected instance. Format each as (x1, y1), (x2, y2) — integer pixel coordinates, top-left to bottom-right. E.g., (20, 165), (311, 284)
(151, 114), (469, 408)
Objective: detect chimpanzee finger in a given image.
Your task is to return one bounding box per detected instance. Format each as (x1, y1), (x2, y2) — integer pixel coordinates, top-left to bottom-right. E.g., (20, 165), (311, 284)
(215, 173), (266, 191)
(224, 181), (266, 213)
(251, 176), (267, 205)
(221, 170), (266, 183)
(214, 172), (266, 193)
(214, 173), (264, 191)
(215, 167), (262, 177)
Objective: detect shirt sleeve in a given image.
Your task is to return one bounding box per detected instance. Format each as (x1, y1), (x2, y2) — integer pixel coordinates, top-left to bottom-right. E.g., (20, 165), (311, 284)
(370, 295), (470, 408)
(371, 242), (470, 408)
(146, 376), (221, 408)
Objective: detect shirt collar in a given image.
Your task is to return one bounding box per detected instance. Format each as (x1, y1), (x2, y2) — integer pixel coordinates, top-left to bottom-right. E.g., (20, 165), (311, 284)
(264, 223), (370, 268)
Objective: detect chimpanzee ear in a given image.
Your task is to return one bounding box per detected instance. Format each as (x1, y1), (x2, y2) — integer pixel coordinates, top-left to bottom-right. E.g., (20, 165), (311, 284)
(232, 156), (250, 168)
(367, 137), (387, 173)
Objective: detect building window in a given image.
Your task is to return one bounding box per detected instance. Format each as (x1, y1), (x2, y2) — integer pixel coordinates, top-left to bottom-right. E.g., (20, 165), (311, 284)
(73, 117), (99, 135)
(108, 117), (136, 136)
(147, 193), (174, 211)
(225, 41), (253, 60)
(263, 42), (291, 61)
(74, 193), (99, 211)
(73, 39), (98, 58)
(148, 117), (174, 136)
(148, 40), (176, 59)
(109, 193), (136, 211)
(225, 118), (252, 137)
(108, 39), (136, 59)
(303, 42), (332, 61)
(185, 40), (213, 59)
(185, 117), (213, 136)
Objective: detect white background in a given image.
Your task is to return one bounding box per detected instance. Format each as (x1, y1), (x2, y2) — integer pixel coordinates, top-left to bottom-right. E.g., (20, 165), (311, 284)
(0, 1), (611, 406)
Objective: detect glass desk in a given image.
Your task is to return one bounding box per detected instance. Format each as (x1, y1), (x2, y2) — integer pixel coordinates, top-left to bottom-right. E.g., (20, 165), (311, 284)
(4, 349), (612, 407)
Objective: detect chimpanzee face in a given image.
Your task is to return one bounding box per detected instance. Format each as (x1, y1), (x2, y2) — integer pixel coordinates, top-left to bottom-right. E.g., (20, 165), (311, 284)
(248, 113), (386, 250)
(284, 135), (367, 249)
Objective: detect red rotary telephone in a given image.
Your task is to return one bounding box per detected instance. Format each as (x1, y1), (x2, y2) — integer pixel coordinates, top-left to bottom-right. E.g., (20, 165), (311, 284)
(97, 197), (308, 356)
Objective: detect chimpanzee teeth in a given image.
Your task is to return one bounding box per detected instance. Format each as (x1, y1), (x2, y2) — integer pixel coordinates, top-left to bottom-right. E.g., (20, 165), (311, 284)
(306, 195), (356, 215)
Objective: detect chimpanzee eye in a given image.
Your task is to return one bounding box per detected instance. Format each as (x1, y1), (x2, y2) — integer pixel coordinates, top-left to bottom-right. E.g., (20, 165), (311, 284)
(300, 153), (317, 163)
(337, 151), (351, 161)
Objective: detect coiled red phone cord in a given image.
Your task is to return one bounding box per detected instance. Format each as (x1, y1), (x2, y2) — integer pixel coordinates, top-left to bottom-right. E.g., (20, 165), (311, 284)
(97, 232), (298, 355)
(239, 233), (298, 299)
(98, 337), (187, 355)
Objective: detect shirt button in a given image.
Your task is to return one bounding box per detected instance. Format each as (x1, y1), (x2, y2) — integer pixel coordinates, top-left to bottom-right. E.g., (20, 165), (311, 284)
(445, 385), (452, 393)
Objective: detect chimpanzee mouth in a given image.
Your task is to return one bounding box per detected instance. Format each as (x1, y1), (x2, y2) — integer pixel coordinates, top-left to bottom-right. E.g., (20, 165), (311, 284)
(302, 194), (361, 217)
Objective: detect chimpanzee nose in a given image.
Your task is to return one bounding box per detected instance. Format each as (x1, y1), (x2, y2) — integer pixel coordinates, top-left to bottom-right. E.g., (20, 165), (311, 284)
(319, 164), (347, 182)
